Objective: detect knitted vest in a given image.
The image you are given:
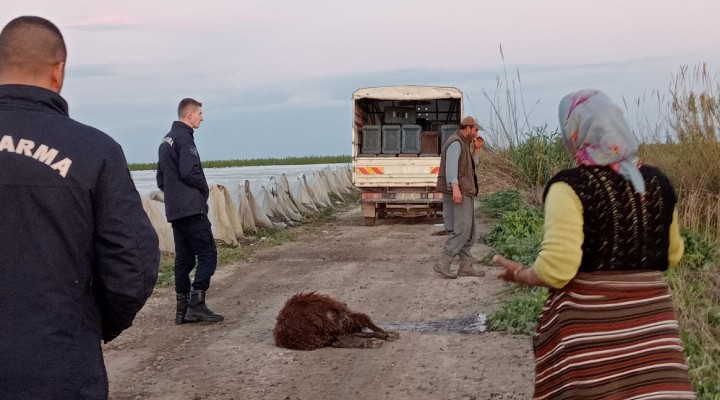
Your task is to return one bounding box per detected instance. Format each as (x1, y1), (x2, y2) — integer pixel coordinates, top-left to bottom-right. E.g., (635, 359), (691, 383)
(543, 165), (676, 272)
(435, 132), (479, 196)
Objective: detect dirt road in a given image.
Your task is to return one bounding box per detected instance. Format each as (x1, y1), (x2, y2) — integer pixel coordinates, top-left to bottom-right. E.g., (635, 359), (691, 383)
(104, 207), (534, 400)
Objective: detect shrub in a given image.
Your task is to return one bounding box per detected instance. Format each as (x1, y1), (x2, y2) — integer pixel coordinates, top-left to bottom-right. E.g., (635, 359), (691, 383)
(479, 189), (522, 217)
(680, 229), (719, 269)
(487, 286), (548, 335)
(507, 127), (574, 188)
(482, 206), (544, 265)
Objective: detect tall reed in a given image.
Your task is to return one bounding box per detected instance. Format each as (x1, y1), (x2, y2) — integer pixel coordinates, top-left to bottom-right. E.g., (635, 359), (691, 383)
(631, 63), (720, 399)
(481, 44), (540, 150)
(640, 63), (720, 239)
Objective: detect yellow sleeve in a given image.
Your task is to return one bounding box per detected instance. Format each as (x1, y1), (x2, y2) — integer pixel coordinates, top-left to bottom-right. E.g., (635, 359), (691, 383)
(668, 208), (684, 267)
(532, 182), (584, 288)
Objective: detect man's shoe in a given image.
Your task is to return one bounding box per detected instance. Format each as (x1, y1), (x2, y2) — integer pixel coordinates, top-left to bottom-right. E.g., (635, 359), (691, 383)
(175, 292), (191, 324)
(433, 253), (457, 279)
(457, 256), (485, 277)
(185, 289), (224, 323)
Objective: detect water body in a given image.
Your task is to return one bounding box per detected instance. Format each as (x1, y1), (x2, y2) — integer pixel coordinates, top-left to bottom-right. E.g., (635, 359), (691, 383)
(130, 162), (350, 195)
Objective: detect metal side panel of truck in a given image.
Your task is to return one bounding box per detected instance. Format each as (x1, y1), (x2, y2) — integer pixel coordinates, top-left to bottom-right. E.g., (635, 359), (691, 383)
(351, 85), (463, 226)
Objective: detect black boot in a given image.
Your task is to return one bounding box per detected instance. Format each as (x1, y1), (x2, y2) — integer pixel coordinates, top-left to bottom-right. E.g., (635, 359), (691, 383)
(185, 289), (224, 323)
(175, 292), (192, 324)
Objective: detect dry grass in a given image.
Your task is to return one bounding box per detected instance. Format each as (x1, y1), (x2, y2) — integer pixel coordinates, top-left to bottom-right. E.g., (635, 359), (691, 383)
(640, 64), (720, 242)
(640, 142), (720, 190)
(640, 143), (720, 242)
(666, 262), (720, 396)
(630, 63), (720, 398)
(670, 63), (720, 144)
(678, 189), (720, 242)
(477, 148), (519, 196)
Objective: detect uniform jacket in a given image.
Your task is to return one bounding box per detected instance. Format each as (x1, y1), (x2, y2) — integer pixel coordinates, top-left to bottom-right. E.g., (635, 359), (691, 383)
(435, 131), (479, 196)
(0, 84), (160, 399)
(156, 121), (210, 222)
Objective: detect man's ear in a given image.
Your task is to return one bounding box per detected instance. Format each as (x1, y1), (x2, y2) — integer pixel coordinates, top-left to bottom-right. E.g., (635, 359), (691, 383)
(50, 61), (65, 93)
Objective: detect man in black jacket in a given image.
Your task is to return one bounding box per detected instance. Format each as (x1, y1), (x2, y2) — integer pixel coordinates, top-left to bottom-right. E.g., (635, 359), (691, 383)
(0, 16), (159, 399)
(157, 98), (224, 324)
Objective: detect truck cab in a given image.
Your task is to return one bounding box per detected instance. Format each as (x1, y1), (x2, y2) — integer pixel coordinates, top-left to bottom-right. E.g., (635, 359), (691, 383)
(351, 86), (463, 226)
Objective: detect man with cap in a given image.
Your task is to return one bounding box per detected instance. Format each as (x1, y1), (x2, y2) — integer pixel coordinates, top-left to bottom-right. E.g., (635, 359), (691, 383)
(433, 116), (485, 278)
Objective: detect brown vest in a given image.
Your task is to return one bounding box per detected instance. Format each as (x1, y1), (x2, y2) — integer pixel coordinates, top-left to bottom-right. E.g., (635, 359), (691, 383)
(435, 131), (478, 196)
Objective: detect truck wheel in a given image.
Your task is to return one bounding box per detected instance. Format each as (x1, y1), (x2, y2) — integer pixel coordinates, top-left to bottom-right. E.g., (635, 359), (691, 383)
(364, 217), (376, 226)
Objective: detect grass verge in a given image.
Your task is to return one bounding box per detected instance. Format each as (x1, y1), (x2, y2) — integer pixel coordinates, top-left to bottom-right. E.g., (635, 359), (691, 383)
(665, 230), (720, 398)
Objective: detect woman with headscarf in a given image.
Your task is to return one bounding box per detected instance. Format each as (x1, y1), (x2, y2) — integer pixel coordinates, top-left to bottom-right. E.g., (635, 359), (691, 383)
(493, 89), (696, 399)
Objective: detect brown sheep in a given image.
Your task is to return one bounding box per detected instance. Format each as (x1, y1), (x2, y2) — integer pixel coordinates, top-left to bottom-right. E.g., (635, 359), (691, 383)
(273, 292), (400, 350)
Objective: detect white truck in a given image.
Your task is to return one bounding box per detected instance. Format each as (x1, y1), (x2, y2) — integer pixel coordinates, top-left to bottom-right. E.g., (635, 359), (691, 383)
(351, 85), (464, 226)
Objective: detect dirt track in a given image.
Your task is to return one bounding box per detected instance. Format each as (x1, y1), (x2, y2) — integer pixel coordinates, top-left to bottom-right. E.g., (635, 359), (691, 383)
(103, 206), (534, 400)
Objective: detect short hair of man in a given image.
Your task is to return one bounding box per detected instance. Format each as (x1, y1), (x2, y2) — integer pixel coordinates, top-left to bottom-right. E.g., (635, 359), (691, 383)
(0, 16), (67, 75)
(178, 98), (202, 119)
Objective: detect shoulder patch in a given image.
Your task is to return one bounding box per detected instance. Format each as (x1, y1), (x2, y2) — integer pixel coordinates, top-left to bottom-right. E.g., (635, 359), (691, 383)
(162, 137), (174, 146)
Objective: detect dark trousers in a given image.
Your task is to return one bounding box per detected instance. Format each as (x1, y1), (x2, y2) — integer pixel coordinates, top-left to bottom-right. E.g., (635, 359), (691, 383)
(171, 214), (217, 293)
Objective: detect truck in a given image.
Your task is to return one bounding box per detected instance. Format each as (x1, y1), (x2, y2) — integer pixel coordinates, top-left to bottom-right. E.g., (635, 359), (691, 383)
(351, 85), (464, 226)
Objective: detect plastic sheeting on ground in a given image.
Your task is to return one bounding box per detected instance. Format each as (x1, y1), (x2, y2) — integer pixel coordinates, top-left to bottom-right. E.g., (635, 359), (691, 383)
(207, 184), (244, 246)
(277, 175), (304, 222)
(131, 164), (354, 252)
(236, 181), (257, 233)
(141, 197), (174, 253)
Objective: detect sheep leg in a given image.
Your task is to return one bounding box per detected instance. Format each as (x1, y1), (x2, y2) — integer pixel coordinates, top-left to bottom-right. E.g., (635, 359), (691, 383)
(352, 331), (400, 341)
(348, 313), (401, 341)
(331, 334), (385, 349)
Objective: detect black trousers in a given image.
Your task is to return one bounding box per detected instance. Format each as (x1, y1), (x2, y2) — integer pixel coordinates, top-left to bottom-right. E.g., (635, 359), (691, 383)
(171, 214), (217, 293)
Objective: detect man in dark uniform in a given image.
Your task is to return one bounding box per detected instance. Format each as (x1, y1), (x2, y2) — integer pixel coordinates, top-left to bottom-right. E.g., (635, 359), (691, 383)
(0, 16), (159, 399)
(157, 98), (224, 324)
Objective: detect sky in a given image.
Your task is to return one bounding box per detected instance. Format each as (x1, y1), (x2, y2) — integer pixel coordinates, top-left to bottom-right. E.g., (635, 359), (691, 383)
(3, 0), (720, 163)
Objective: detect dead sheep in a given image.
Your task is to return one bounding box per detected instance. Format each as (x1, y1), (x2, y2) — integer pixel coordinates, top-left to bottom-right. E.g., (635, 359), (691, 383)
(273, 292), (400, 350)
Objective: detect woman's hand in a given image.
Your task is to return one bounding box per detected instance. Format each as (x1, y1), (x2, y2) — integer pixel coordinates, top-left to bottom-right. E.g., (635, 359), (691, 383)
(493, 254), (524, 282)
(493, 255), (548, 287)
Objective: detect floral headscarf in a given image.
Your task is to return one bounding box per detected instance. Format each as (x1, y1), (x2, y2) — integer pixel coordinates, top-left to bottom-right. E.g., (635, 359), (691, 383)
(558, 89), (645, 196)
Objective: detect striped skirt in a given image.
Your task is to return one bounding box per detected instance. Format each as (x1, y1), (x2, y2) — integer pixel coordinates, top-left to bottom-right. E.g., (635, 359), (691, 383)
(533, 271), (696, 400)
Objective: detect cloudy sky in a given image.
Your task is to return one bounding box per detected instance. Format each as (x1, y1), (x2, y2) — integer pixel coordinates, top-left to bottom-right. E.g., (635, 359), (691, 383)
(3, 1), (719, 163)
